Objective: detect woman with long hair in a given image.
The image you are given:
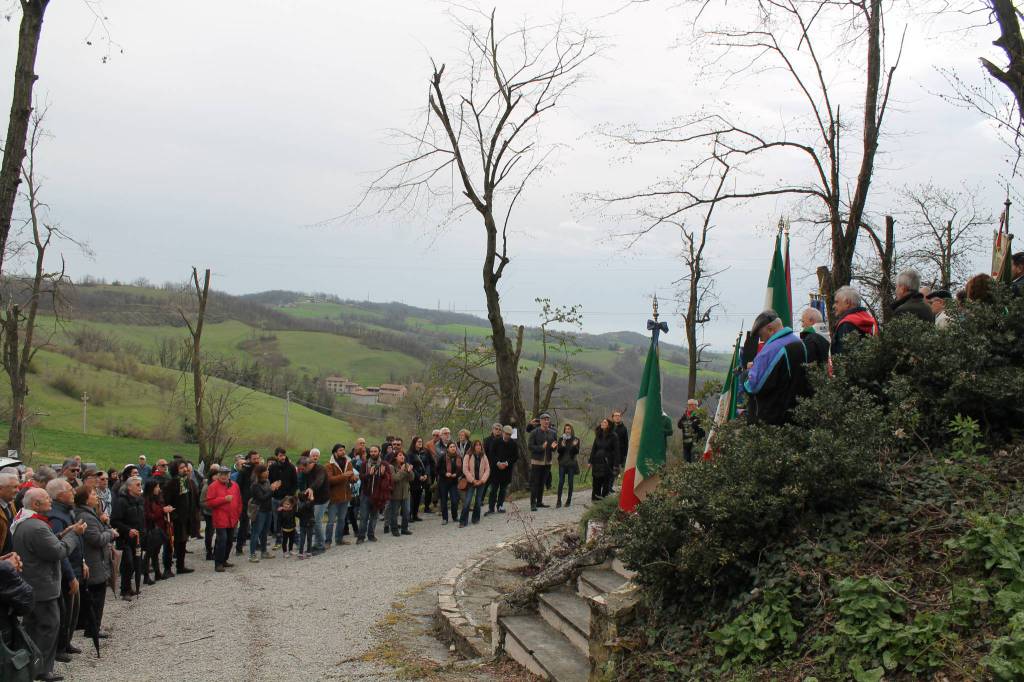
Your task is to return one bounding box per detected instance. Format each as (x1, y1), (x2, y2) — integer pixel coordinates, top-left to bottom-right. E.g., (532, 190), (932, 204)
(556, 423), (580, 508)
(407, 436), (434, 522)
(589, 418), (620, 501)
(141, 479), (170, 583)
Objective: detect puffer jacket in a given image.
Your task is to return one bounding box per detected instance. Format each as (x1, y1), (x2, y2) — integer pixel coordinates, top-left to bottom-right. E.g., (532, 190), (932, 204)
(589, 430), (620, 478)
(75, 505), (113, 586)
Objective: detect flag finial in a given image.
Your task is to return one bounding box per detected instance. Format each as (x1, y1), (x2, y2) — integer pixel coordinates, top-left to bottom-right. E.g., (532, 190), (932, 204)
(777, 217), (785, 235)
(652, 294), (659, 322)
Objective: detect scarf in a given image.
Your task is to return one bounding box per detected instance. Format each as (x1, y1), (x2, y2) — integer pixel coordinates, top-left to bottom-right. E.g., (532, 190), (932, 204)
(11, 507), (46, 534)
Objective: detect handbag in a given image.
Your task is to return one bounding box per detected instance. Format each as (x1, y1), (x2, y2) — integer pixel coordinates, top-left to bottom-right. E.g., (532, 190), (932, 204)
(0, 619), (43, 682)
(247, 499), (259, 522)
(457, 478), (469, 492)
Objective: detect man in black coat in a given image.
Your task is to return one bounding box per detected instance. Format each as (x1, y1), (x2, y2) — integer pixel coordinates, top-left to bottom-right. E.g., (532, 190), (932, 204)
(162, 461), (195, 575)
(1012, 252), (1024, 296)
(610, 411), (629, 492)
(268, 447), (296, 547)
(486, 426), (519, 514)
(0, 552), (33, 656)
(892, 269), (935, 324)
(233, 451), (260, 557)
(798, 307), (830, 367)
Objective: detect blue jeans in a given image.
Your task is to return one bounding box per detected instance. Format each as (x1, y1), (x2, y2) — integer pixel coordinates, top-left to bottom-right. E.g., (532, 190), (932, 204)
(214, 527), (235, 566)
(325, 500), (350, 544)
(249, 511), (270, 555)
(557, 467), (576, 504)
(312, 502), (328, 549)
(357, 496), (379, 540)
(459, 485), (486, 525)
(438, 482), (460, 522)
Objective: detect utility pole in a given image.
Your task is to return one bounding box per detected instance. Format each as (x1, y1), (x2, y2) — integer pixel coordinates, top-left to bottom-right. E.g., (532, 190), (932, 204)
(284, 390), (291, 439)
(81, 392), (89, 433)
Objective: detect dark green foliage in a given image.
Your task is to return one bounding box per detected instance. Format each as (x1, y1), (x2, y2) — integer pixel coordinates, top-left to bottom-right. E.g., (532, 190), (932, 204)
(609, 286), (1024, 680)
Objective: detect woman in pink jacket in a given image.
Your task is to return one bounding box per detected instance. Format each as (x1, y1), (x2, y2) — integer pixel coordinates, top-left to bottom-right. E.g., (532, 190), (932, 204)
(205, 469), (242, 573)
(459, 440), (490, 527)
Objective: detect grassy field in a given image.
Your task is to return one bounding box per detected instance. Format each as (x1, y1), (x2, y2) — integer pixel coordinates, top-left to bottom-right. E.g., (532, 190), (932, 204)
(34, 315), (426, 385)
(0, 349), (368, 468)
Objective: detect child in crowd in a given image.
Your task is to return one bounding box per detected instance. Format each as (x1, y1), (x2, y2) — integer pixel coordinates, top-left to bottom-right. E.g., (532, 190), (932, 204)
(296, 491), (315, 559)
(278, 495), (297, 557)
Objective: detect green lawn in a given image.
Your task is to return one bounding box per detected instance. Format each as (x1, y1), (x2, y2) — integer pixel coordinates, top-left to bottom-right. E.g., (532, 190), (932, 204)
(0, 349), (370, 467)
(33, 315), (425, 386)
(276, 301), (385, 321)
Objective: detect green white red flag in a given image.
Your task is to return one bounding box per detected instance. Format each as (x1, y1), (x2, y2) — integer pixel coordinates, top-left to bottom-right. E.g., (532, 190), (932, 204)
(620, 325), (671, 513)
(765, 223), (792, 328)
(703, 329), (742, 459)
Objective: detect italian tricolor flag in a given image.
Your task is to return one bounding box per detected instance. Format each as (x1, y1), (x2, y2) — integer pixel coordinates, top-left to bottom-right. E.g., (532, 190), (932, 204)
(765, 227), (792, 328)
(619, 332), (670, 513)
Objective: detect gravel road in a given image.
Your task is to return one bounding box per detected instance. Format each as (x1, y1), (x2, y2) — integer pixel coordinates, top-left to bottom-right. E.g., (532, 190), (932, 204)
(63, 494), (588, 682)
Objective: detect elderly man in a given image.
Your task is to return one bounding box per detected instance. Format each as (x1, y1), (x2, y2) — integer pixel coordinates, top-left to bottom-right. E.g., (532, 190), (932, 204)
(95, 468), (112, 519)
(677, 399), (706, 463)
(46, 479), (85, 664)
(799, 307), (831, 366)
(831, 286), (879, 356)
(0, 472), (17, 555)
(60, 459), (81, 490)
(892, 269), (935, 323)
(527, 413), (557, 512)
(13, 487), (85, 682)
(743, 310), (810, 426)
(926, 289), (953, 329)
(136, 455), (152, 482)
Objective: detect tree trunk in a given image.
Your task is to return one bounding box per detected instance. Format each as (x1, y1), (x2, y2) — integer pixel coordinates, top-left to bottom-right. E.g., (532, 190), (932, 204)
(1, 307), (26, 454)
(482, 211), (528, 486)
(943, 219), (953, 291)
(832, 0), (883, 295)
(0, 1), (49, 277)
(190, 269), (211, 466)
(685, 278), (699, 400)
(879, 216), (896, 323)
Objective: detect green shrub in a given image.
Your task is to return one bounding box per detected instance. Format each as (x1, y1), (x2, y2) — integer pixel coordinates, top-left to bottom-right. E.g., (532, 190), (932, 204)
(707, 588), (802, 670)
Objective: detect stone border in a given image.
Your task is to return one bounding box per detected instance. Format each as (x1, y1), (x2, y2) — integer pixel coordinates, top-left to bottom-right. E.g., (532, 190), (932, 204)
(435, 523), (574, 659)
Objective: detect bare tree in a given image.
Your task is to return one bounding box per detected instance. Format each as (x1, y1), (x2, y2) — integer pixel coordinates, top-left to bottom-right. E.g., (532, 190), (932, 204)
(530, 297), (584, 418)
(898, 182), (992, 290)
(203, 383), (250, 465)
(0, 109), (71, 453)
(357, 8), (597, 457)
(671, 166), (727, 399)
(177, 267), (211, 466)
(594, 0), (903, 308)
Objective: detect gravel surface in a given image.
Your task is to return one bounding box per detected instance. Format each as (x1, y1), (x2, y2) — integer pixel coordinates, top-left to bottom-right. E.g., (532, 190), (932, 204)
(64, 493), (589, 682)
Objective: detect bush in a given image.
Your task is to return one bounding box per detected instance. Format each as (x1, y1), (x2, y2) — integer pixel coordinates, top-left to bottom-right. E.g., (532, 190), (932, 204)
(49, 375), (81, 399)
(579, 492), (621, 536)
(613, 286), (1024, 611)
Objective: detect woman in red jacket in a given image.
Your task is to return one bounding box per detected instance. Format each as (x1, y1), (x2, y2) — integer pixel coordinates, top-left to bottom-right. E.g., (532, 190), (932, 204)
(205, 468), (242, 573)
(142, 479), (171, 584)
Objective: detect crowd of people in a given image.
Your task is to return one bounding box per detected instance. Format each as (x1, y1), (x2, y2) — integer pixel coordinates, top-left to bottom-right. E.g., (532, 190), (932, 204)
(0, 409), (643, 681)
(741, 263), (1024, 427)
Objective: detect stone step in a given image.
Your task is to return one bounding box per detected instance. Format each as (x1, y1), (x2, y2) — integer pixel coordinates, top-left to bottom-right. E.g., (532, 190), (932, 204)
(501, 614), (591, 682)
(577, 567), (627, 599)
(611, 557), (636, 581)
(538, 588), (591, 656)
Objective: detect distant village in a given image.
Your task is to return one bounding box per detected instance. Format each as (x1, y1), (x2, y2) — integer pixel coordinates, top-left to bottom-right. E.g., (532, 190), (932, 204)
(321, 376), (409, 406)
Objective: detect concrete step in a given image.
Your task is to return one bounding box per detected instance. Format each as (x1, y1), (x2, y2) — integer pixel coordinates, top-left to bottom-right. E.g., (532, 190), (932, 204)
(538, 588), (591, 656)
(611, 557), (636, 581)
(501, 614), (590, 682)
(577, 567), (628, 599)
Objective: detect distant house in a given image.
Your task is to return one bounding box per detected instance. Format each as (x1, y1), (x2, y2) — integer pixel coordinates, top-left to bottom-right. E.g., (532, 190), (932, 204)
(377, 383), (408, 405)
(350, 388), (379, 406)
(323, 376), (360, 395)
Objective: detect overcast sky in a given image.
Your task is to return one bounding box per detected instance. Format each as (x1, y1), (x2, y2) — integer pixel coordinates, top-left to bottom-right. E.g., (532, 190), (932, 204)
(0, 0), (1011, 349)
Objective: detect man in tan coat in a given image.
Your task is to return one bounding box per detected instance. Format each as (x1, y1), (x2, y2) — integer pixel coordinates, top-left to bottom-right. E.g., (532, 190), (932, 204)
(324, 444), (357, 548)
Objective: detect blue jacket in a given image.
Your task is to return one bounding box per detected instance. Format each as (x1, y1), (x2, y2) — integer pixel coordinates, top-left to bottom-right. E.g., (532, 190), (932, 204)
(743, 327), (810, 426)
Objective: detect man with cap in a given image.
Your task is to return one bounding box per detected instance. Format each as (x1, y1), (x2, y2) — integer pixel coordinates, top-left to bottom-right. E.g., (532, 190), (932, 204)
(743, 310), (810, 426)
(486, 425), (519, 515)
(136, 455), (152, 482)
(926, 289), (952, 329)
(61, 459), (81, 490)
(527, 414), (557, 511)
